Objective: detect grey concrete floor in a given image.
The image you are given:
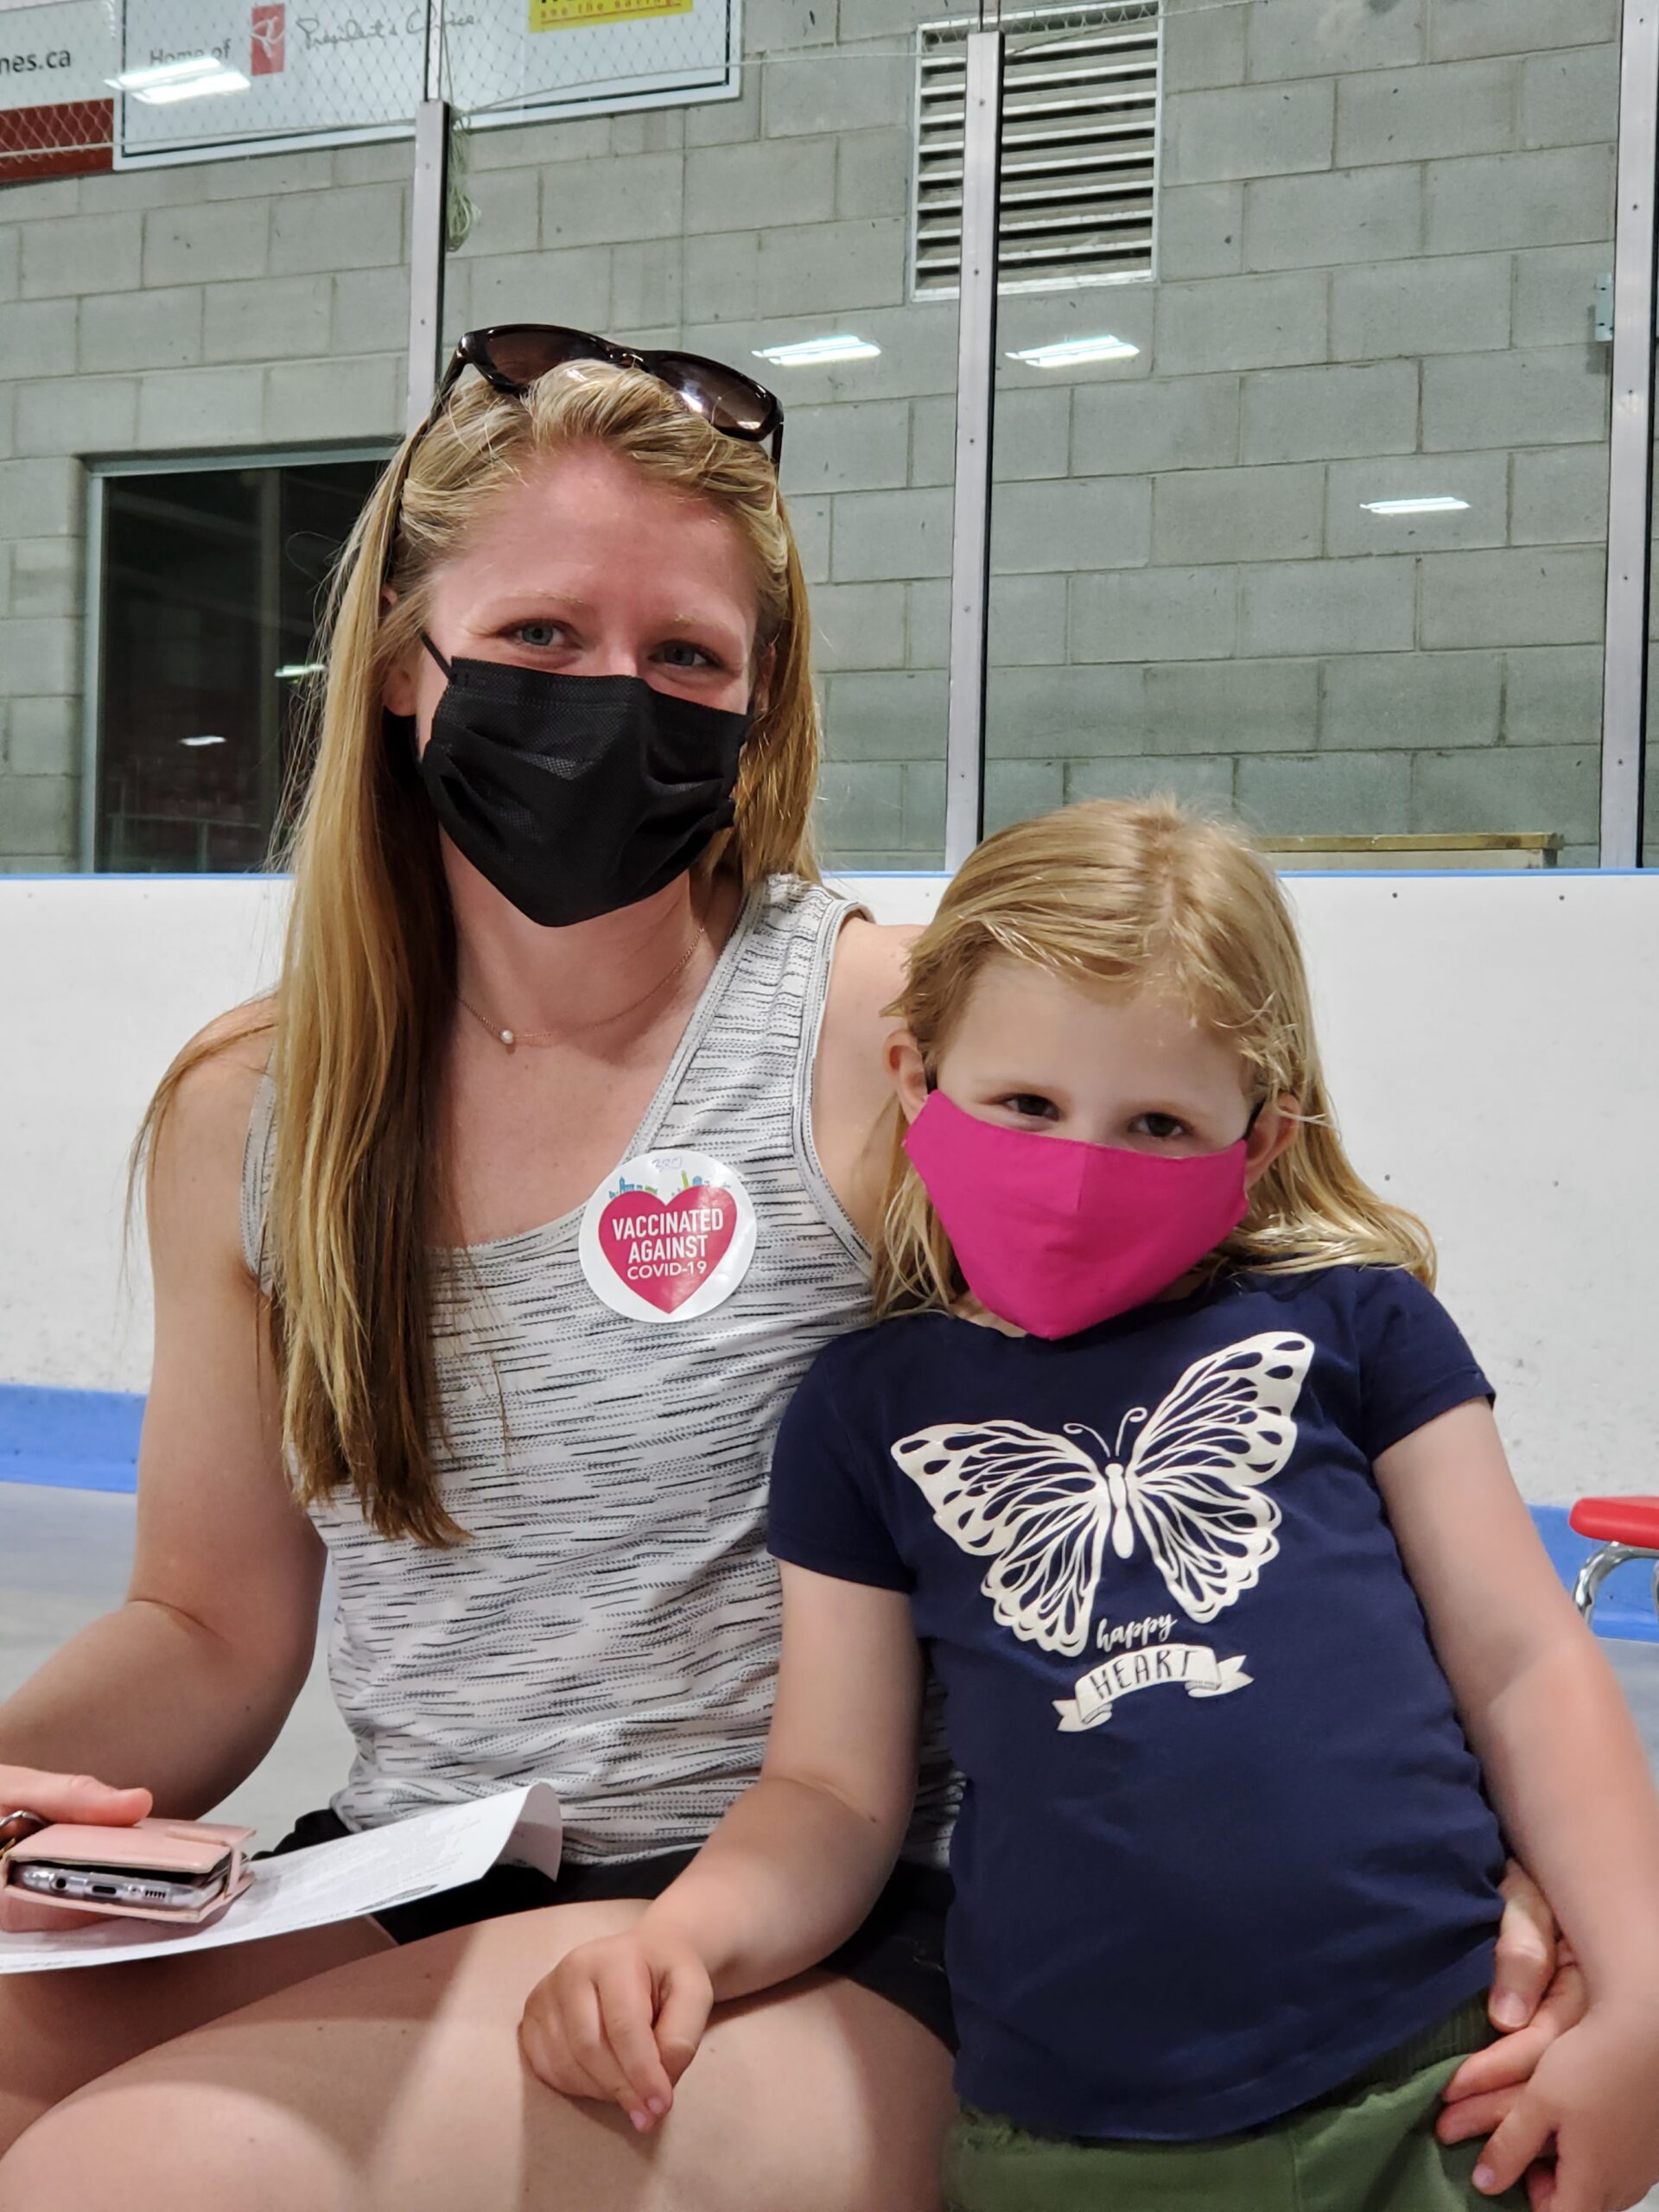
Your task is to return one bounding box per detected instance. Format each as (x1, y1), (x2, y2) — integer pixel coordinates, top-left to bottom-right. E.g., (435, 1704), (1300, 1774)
(3, 1480), (1659, 2209)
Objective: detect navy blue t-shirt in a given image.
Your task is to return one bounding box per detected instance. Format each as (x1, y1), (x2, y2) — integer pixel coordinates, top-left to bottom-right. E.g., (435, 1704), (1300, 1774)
(767, 1266), (1506, 2142)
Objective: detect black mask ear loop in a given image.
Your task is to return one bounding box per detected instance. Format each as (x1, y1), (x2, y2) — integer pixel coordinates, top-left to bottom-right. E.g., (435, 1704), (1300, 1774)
(420, 633), (453, 681)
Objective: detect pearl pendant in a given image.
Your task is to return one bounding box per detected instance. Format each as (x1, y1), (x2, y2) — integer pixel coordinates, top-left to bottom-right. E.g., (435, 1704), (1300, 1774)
(500, 1028), (515, 1047)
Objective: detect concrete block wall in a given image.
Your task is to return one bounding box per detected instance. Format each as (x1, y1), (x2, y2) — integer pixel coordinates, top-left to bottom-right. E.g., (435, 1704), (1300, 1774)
(0, 0), (1625, 871)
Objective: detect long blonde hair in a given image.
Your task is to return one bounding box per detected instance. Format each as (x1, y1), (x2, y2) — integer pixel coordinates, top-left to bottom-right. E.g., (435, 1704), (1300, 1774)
(139, 362), (822, 1545)
(871, 798), (1433, 1322)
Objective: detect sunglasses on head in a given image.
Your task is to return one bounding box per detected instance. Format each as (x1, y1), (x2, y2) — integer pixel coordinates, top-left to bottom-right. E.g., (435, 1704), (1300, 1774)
(380, 323), (785, 584)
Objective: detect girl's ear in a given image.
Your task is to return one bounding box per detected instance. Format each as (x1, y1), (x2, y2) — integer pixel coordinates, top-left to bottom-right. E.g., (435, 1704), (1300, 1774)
(886, 1027), (931, 1126)
(1243, 1092), (1300, 1190)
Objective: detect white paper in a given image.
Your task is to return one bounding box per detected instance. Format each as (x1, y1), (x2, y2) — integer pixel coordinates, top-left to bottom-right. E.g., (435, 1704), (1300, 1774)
(0, 1783), (562, 1974)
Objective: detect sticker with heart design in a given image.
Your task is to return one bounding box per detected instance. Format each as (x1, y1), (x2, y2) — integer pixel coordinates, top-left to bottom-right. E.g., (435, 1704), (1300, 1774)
(579, 1148), (758, 1325)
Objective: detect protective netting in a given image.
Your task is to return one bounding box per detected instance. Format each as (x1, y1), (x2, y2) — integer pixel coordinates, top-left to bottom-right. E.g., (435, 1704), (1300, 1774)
(446, 0), (733, 133)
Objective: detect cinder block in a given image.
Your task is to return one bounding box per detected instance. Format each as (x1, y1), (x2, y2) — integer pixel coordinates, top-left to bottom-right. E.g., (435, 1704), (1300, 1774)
(908, 388), (1071, 487)
(1156, 274), (1328, 375)
(1429, 0), (1617, 62)
(1248, 0), (1425, 79)
(1070, 565), (1238, 664)
(1510, 446), (1609, 545)
(902, 760), (945, 858)
(1331, 253), (1510, 359)
(6, 696), (78, 776)
(1068, 753), (1239, 810)
(1243, 165), (1422, 272)
(0, 179), (76, 219)
(822, 669), (944, 759)
(16, 377), (139, 459)
(684, 75), (759, 150)
(1503, 645), (1603, 745)
(1324, 451), (1508, 555)
(784, 400), (911, 494)
(0, 224), (16, 305)
(204, 275), (332, 365)
(988, 664), (1148, 760)
(763, 48), (909, 138)
(685, 137), (835, 236)
(1145, 658), (1319, 754)
(1511, 244), (1609, 346)
(831, 486), (953, 581)
(906, 580), (948, 669)
(1417, 547), (1605, 648)
(0, 772), (75, 855)
(611, 239), (683, 333)
(1071, 374), (1239, 477)
(0, 458), (80, 537)
(681, 233), (757, 323)
(1162, 83), (1334, 188)
(1241, 362), (1417, 463)
(8, 537), (79, 619)
(450, 168), (539, 258)
(785, 493), (830, 585)
(990, 476), (1152, 575)
(1239, 557), (1416, 656)
(1001, 288), (1154, 381)
(1319, 650), (1502, 748)
(745, 0), (839, 51)
(22, 213), (143, 302)
(1421, 346), (1610, 452)
(264, 354), (400, 443)
(207, 149), (334, 199)
(79, 285), (201, 374)
(0, 617), (78, 692)
(465, 246), (613, 334)
(271, 184), (405, 276)
(984, 758), (1067, 835)
(988, 575), (1069, 667)
(331, 265), (409, 358)
(838, 0), (933, 37)
(813, 759), (905, 855)
(1335, 59), (1516, 167)
(0, 386), (16, 461)
(330, 142), (418, 188)
(1519, 46), (1618, 149)
(1156, 184), (1243, 280)
(1236, 749), (1410, 834)
(1153, 464), (1323, 564)
(1410, 742), (1596, 845)
(543, 154), (683, 248)
(1161, 1), (1248, 93)
(143, 200), (269, 288)
(74, 167), (200, 214)
(809, 583), (909, 674)
(0, 300), (78, 383)
(467, 117), (610, 168)
(757, 219), (906, 317)
(836, 129), (912, 223)
(1426, 145), (1614, 254)
(137, 365), (265, 448)
(609, 111), (685, 156)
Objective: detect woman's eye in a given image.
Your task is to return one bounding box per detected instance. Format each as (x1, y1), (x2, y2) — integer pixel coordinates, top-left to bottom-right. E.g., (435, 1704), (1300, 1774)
(656, 639), (720, 671)
(1132, 1111), (1189, 1141)
(510, 620), (566, 649)
(1005, 1094), (1059, 1122)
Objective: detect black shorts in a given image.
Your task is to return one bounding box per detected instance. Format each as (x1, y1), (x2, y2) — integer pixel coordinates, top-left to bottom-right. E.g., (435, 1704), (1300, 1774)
(271, 1808), (957, 2050)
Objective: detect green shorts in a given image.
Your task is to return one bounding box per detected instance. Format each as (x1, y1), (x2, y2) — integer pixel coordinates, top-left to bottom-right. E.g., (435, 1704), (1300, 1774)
(943, 1995), (1529, 2212)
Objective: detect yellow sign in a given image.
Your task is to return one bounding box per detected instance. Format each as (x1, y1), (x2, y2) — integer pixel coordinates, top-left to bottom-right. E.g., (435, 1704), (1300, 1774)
(530, 0), (692, 28)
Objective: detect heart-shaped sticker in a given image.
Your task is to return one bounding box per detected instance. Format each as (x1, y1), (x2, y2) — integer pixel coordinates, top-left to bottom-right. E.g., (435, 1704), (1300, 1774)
(594, 1185), (738, 1315)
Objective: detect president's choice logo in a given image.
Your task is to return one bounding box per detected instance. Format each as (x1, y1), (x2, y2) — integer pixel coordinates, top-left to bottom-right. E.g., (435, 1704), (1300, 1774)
(251, 2), (283, 73)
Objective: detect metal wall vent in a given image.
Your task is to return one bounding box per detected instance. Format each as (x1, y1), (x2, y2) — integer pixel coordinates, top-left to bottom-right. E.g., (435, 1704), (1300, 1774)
(912, 1), (1160, 300)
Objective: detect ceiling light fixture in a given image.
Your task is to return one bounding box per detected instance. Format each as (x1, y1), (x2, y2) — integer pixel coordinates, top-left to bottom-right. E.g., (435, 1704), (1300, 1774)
(752, 335), (881, 366)
(1360, 495), (1470, 516)
(110, 55), (250, 101)
(1007, 335), (1140, 368)
(179, 734), (227, 748)
(274, 662), (326, 680)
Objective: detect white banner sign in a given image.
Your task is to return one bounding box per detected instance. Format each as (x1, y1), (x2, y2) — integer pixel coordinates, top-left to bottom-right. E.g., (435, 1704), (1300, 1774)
(1054, 1643), (1253, 1732)
(0, 0), (118, 111)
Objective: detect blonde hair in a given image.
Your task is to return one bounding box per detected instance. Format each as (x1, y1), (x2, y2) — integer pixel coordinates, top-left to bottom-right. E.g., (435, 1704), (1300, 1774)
(871, 798), (1433, 1322)
(139, 362), (822, 1545)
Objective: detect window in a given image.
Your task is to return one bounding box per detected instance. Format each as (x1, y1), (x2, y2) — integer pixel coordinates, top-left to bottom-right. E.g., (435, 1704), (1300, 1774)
(92, 454), (387, 872)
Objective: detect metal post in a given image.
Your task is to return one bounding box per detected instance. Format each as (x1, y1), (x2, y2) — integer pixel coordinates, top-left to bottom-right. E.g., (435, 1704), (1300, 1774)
(1599, 0), (1659, 868)
(944, 29), (1004, 872)
(405, 96), (451, 436)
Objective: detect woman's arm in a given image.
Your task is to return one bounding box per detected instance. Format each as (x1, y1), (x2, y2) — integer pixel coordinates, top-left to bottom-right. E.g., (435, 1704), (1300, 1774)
(1376, 1399), (1659, 2207)
(518, 1565), (923, 2126)
(0, 1028), (325, 1827)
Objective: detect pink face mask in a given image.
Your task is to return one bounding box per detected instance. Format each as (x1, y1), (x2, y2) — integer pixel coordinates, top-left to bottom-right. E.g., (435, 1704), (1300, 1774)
(903, 1091), (1252, 1340)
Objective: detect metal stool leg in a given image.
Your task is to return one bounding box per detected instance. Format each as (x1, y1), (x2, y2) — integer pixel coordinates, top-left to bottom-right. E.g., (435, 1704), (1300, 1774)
(1573, 1543), (1649, 1626)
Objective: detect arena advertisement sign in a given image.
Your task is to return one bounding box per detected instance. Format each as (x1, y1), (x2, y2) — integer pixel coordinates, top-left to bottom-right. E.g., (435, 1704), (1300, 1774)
(112, 0), (735, 165)
(0, 0), (118, 181)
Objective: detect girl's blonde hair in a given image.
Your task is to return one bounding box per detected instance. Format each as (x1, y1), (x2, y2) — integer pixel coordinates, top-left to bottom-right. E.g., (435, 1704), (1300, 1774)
(138, 362), (821, 1545)
(871, 797), (1433, 1322)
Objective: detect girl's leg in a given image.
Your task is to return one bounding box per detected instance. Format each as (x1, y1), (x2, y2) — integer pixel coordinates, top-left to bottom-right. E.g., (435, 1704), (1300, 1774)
(0, 1899), (956, 2212)
(0, 1917), (392, 2156)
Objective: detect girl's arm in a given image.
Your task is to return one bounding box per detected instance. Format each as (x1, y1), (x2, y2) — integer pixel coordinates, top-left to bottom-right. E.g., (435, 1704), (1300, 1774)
(518, 1564), (925, 2127)
(1376, 1399), (1659, 2208)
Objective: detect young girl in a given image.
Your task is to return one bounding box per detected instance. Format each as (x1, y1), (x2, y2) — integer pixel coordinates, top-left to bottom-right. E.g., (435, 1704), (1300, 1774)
(518, 799), (1659, 2212)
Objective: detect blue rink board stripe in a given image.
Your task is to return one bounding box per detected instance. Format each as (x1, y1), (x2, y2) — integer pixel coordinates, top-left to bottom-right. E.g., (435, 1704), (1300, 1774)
(1, 1385), (1656, 1641)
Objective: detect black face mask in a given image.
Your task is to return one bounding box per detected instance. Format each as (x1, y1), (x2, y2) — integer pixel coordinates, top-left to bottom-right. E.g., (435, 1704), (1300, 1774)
(413, 636), (751, 929)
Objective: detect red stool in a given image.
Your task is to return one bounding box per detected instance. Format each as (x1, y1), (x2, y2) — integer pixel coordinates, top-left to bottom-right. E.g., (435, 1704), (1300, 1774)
(1569, 1497), (1659, 1628)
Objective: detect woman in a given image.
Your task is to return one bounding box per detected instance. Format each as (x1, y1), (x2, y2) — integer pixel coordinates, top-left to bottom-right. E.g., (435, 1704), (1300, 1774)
(0, 332), (1573, 2209)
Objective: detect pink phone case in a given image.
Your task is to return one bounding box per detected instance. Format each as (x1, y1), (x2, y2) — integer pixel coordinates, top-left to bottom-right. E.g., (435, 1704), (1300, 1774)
(3, 1817), (257, 1924)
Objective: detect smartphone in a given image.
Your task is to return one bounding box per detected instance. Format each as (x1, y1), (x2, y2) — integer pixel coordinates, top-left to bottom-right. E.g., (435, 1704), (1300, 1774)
(14, 1858), (231, 1912)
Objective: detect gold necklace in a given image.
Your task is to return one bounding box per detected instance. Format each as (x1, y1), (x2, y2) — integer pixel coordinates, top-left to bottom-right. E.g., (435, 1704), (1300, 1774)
(456, 907), (705, 1051)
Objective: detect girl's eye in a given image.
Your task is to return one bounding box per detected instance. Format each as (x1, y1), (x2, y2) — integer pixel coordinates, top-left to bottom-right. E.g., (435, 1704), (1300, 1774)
(1132, 1111), (1189, 1141)
(1005, 1094), (1059, 1122)
(656, 639), (721, 671)
(510, 620), (566, 649)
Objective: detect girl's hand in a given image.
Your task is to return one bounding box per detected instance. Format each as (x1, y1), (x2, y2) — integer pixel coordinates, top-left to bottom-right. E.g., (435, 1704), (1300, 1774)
(1441, 1862), (1581, 2148)
(0, 1764), (152, 1931)
(518, 1926), (715, 2133)
(1463, 2001), (1659, 2212)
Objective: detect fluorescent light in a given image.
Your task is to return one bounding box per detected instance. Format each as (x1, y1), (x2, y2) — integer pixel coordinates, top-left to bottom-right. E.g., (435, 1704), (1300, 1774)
(109, 55), (249, 100)
(1360, 495), (1470, 516)
(274, 661), (326, 679)
(752, 335), (881, 366)
(179, 734), (226, 748)
(1007, 335), (1140, 368)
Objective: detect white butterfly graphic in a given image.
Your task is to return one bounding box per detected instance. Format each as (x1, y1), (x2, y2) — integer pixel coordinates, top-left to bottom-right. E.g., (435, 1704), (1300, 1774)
(891, 1332), (1315, 1656)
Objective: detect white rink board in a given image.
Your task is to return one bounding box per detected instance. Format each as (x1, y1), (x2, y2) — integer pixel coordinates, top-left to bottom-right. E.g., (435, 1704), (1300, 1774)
(1, 869), (1653, 1507)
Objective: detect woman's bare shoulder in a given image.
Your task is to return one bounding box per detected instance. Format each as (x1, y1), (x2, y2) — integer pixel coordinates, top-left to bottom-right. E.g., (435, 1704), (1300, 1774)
(144, 1001), (276, 1248)
(814, 919), (918, 1239)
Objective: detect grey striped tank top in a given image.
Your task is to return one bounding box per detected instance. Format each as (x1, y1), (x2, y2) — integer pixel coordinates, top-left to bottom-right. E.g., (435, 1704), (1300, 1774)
(243, 875), (954, 1865)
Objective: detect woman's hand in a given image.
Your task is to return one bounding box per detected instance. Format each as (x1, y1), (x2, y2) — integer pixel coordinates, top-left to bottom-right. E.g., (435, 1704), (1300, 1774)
(1463, 1999), (1659, 2212)
(0, 1764), (152, 1930)
(518, 1926), (715, 2134)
